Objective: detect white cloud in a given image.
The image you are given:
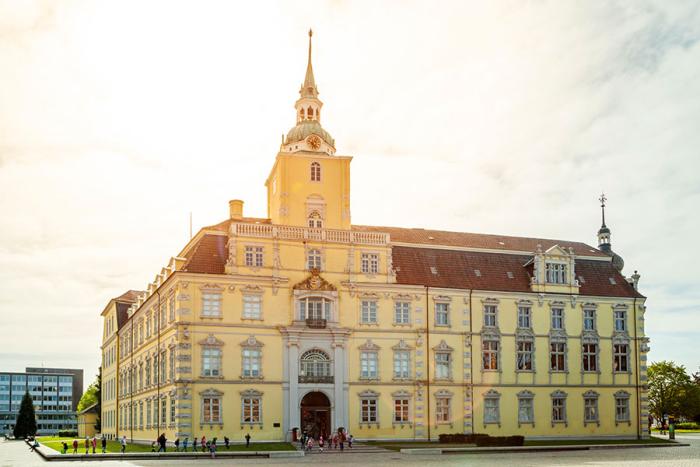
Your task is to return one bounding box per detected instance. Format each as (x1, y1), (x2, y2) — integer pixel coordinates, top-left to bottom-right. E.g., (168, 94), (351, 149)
(0, 0), (699, 384)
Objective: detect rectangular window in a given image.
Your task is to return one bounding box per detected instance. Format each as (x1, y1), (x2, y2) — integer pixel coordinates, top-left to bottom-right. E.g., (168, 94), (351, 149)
(361, 398), (377, 423)
(145, 360), (151, 386)
(552, 397), (566, 423)
(435, 302), (450, 326)
(614, 310), (627, 332)
(243, 295), (262, 319)
(582, 343), (598, 372)
(484, 397), (499, 423)
(615, 396), (630, 421)
(160, 303), (167, 328)
(161, 398), (167, 424)
(518, 398), (534, 423)
(584, 397), (598, 422)
(160, 352), (167, 383)
(153, 400), (158, 427)
(242, 397), (260, 423)
(203, 397), (221, 423)
(360, 253), (379, 274)
(583, 309), (595, 331)
(435, 353), (451, 379)
(245, 246), (264, 267)
(202, 292), (222, 317)
(393, 351), (410, 379)
(516, 340), (533, 371)
(545, 263), (567, 284)
(550, 342), (566, 371)
(484, 305), (497, 327)
(202, 347), (222, 377)
(551, 308), (564, 330)
(169, 295), (176, 322)
(170, 397), (176, 424)
(361, 300), (378, 324)
(139, 403), (143, 427)
(169, 348), (175, 381)
(517, 306), (531, 328)
(242, 349), (261, 378)
(436, 397), (450, 423)
(360, 352), (378, 379)
(482, 340), (499, 370)
(613, 344), (629, 372)
(394, 399), (409, 423)
(394, 302), (410, 324)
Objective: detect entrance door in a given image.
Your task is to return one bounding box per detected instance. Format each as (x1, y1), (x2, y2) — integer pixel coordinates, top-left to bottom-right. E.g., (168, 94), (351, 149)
(300, 391), (331, 440)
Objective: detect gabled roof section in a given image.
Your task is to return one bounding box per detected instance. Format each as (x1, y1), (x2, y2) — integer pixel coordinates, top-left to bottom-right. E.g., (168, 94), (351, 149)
(353, 224), (606, 257)
(182, 234), (227, 274)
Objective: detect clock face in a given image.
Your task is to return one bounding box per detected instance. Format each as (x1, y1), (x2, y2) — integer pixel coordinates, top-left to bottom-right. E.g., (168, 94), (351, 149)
(307, 135), (322, 150)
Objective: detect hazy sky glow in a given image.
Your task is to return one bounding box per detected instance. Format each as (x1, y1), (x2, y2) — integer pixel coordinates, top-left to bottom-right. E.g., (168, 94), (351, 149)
(1, 0), (699, 388)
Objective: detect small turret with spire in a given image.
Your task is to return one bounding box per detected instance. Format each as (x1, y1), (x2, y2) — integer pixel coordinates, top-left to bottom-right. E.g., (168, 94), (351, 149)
(596, 193), (624, 272)
(296, 29), (322, 123)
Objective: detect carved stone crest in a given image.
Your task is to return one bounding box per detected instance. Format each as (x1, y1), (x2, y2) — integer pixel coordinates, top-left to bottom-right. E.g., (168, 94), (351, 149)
(293, 268), (336, 291)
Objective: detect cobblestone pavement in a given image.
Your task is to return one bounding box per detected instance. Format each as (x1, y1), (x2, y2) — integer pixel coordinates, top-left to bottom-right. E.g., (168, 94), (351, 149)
(2, 436), (699, 467)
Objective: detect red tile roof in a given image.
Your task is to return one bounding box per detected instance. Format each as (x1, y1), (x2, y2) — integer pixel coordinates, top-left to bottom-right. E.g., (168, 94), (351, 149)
(183, 234), (227, 274)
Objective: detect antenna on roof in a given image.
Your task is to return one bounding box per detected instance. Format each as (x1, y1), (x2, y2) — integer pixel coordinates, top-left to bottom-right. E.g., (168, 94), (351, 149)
(189, 212), (193, 239)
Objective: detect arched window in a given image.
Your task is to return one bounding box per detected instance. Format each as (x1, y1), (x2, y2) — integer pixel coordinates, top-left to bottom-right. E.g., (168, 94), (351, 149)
(299, 108), (304, 122)
(308, 210), (323, 228)
(307, 249), (322, 270)
(310, 162), (321, 182)
(300, 349), (332, 378)
(298, 297), (332, 320)
(307, 106), (313, 120)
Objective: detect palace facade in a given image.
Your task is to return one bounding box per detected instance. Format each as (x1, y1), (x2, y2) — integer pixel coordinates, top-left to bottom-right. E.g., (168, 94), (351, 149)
(100, 31), (650, 443)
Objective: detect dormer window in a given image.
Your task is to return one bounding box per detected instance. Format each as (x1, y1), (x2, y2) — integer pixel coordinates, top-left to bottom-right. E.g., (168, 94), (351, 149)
(545, 263), (567, 284)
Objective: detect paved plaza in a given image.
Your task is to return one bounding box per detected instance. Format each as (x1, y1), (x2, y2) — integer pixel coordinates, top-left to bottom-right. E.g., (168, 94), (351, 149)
(2, 436), (699, 466)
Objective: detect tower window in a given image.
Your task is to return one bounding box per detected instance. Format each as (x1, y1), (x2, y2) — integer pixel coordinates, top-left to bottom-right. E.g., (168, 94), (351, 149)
(311, 162), (321, 181)
(308, 211), (323, 228)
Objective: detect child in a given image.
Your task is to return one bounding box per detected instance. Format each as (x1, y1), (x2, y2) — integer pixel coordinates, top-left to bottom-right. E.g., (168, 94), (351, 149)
(151, 441), (156, 452)
(306, 437), (313, 452)
(72, 439), (78, 454)
(61, 441), (68, 454)
(319, 434), (324, 453)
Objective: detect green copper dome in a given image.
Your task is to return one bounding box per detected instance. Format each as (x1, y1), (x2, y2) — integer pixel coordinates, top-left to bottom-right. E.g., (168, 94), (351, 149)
(285, 120), (335, 148)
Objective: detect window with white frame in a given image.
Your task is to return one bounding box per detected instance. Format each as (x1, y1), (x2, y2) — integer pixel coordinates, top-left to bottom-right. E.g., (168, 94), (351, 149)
(169, 348), (175, 381)
(145, 359), (151, 385)
(146, 316), (151, 338)
(170, 397), (176, 424)
(300, 349), (332, 378)
(241, 392), (261, 424)
(613, 343), (629, 372)
(146, 400), (152, 426)
(615, 392), (630, 422)
(307, 249), (322, 270)
(360, 351), (378, 379)
(160, 351), (167, 383)
(242, 348), (261, 378)
(518, 392), (534, 424)
(516, 340), (533, 371)
(551, 307), (564, 330)
(435, 302), (450, 326)
(361, 396), (378, 423)
(360, 253), (379, 274)
(310, 161), (321, 182)
(161, 398), (167, 424)
(245, 246), (264, 267)
(393, 351), (410, 379)
(243, 294), (262, 319)
(393, 398), (409, 423)
(550, 341), (566, 371)
(153, 399), (158, 426)
(545, 263), (567, 284)
(139, 402), (143, 427)
(435, 352), (451, 379)
(202, 347), (222, 377)
(436, 396), (451, 423)
(582, 343), (598, 372)
(551, 392), (567, 423)
(361, 300), (378, 324)
(394, 301), (410, 324)
(482, 340), (499, 370)
(202, 292), (222, 317)
(308, 211), (323, 228)
(583, 309), (596, 331)
(614, 309), (627, 332)
(169, 295), (175, 322)
(484, 392), (500, 424)
(202, 395), (221, 423)
(484, 304), (497, 327)
(299, 297), (332, 320)
(584, 392), (599, 423)
(517, 306), (531, 329)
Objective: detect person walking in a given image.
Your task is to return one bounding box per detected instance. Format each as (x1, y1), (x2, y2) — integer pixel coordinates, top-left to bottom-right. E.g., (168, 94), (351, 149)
(183, 437), (189, 452)
(348, 434), (353, 449)
(210, 437), (217, 459)
(120, 435), (127, 454)
(318, 434), (324, 453)
(306, 437), (313, 452)
(101, 436), (107, 454)
(84, 437), (90, 455)
(224, 436), (230, 450)
(174, 438), (180, 452)
(150, 441), (156, 452)
(72, 439), (78, 454)
(201, 435), (207, 452)
(91, 436), (97, 454)
(339, 430), (345, 452)
(245, 433), (251, 448)
(193, 436), (198, 452)
(158, 433), (167, 452)
(61, 441), (68, 454)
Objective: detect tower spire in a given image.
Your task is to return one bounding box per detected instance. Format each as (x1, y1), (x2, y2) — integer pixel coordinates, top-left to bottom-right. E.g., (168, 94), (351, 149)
(599, 193), (607, 228)
(302, 29), (318, 98)
(597, 192), (611, 253)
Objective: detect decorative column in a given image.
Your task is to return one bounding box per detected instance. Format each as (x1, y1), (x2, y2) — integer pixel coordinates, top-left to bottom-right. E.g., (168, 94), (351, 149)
(333, 342), (346, 430)
(288, 341), (300, 435)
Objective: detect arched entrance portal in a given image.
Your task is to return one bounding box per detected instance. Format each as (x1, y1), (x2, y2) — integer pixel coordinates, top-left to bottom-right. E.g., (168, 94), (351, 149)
(300, 391), (331, 440)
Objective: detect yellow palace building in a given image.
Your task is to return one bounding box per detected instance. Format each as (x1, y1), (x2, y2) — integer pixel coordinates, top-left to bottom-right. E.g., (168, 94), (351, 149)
(100, 31), (650, 443)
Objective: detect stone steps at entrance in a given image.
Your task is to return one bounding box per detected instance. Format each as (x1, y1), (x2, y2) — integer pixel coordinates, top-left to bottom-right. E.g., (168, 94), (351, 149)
(303, 442), (390, 454)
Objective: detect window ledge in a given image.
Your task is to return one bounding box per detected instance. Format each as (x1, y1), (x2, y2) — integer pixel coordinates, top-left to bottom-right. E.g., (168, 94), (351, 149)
(200, 375), (224, 380)
(435, 324), (451, 328)
(434, 377), (453, 382)
(358, 422), (380, 428)
(392, 422), (412, 428)
(200, 422), (223, 426)
(241, 376), (264, 381)
(200, 315), (223, 320)
(392, 377), (412, 382)
(392, 322), (411, 327)
(359, 322), (379, 326)
(515, 369), (535, 373)
(359, 377), (380, 382)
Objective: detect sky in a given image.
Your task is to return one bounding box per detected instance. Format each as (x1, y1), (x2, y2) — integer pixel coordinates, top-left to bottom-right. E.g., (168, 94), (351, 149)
(0, 0), (699, 390)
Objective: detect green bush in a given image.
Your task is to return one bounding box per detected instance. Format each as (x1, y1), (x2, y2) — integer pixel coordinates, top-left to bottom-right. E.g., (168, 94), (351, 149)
(58, 430), (78, 438)
(438, 433), (523, 446)
(674, 422), (700, 430)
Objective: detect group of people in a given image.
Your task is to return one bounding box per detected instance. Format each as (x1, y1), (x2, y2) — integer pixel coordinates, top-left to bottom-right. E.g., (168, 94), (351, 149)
(60, 436), (109, 454)
(301, 430), (353, 452)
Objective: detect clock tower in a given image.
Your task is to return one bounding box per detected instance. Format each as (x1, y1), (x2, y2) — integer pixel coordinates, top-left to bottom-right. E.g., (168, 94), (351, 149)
(265, 30), (352, 230)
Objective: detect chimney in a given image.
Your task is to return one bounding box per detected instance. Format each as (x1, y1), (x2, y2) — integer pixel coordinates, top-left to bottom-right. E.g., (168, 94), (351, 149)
(229, 200), (244, 220)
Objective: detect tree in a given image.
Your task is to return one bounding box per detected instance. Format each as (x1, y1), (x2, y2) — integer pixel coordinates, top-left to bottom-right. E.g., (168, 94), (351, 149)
(13, 391), (37, 439)
(94, 367), (102, 432)
(77, 382), (98, 412)
(648, 361), (700, 421)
